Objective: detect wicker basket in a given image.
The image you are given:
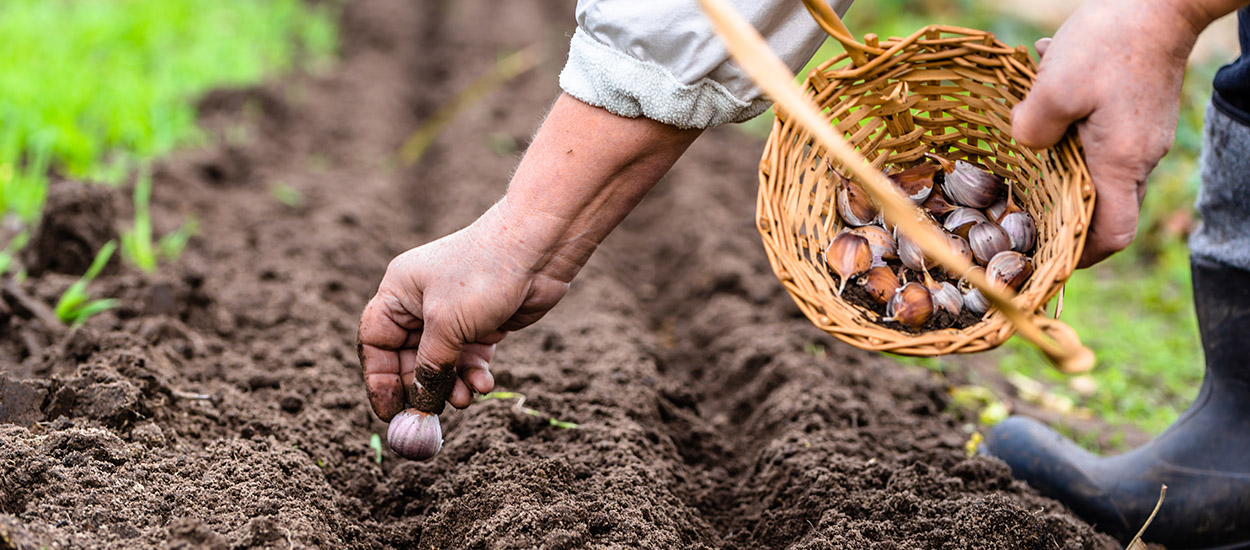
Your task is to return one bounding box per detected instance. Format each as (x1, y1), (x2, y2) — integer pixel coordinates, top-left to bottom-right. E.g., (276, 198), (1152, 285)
(756, 23), (1095, 358)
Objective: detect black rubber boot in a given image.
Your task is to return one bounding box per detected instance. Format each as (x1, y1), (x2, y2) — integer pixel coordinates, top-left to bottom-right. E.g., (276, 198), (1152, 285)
(984, 257), (1250, 549)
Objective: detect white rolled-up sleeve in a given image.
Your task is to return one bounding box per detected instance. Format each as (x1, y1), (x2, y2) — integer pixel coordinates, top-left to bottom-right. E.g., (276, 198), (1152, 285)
(559, 0), (853, 129)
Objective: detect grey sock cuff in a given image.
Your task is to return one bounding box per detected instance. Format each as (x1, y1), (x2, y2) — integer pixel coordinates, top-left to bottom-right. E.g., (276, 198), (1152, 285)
(1190, 102), (1250, 271)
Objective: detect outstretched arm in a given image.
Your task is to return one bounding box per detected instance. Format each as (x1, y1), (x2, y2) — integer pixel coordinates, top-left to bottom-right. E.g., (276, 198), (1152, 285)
(357, 93), (701, 420)
(1012, 0), (1250, 267)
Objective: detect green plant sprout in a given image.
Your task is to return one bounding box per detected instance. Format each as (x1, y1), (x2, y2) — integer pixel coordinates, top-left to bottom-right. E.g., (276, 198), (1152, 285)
(121, 172), (199, 273)
(369, 433), (384, 464)
(270, 183), (305, 208)
(54, 241), (119, 327)
(159, 215), (199, 264)
(0, 230), (30, 276)
(477, 391), (580, 430)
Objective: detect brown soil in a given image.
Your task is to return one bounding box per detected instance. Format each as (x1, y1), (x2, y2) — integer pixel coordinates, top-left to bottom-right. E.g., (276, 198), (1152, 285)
(0, 1), (1120, 548)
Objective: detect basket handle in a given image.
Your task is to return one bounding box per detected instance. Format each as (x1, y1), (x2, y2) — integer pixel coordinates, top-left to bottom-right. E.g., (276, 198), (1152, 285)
(700, 0), (1095, 374)
(799, 0), (869, 66)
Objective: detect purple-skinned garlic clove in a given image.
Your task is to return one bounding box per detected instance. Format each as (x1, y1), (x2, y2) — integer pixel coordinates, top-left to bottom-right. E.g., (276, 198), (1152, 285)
(388, 408), (444, 461)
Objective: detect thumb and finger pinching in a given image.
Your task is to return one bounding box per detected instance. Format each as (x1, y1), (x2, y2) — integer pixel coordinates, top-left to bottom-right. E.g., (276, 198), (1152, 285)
(407, 319), (464, 414)
(358, 298), (414, 421)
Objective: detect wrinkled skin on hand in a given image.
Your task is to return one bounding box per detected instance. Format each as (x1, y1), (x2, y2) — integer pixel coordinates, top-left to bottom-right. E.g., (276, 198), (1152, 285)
(356, 205), (569, 420)
(1011, 0), (1207, 267)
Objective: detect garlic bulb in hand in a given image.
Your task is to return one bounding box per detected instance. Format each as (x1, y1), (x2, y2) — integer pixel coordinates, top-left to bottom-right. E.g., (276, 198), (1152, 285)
(388, 409), (444, 461)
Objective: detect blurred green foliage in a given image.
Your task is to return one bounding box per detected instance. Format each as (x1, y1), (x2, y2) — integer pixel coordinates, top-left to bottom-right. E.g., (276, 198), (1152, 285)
(748, 1), (1230, 437)
(0, 0), (338, 222)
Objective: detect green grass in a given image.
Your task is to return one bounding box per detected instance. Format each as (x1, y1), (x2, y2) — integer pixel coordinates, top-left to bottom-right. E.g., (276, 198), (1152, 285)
(998, 246), (1201, 435)
(0, 0), (337, 224)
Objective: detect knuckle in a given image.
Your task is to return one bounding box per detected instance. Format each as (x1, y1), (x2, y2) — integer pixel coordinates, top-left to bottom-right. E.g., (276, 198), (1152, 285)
(383, 255), (406, 278)
(421, 296), (453, 324)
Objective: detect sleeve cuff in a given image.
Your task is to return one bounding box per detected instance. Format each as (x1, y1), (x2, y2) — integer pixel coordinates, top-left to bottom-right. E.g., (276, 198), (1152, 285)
(558, 27), (772, 129)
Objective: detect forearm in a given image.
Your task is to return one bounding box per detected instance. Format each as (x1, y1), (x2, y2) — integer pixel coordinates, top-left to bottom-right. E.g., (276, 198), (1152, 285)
(483, 93), (702, 283)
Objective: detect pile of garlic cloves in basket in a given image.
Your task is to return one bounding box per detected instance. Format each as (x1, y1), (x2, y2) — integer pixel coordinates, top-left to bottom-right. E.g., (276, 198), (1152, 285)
(825, 154), (1036, 332)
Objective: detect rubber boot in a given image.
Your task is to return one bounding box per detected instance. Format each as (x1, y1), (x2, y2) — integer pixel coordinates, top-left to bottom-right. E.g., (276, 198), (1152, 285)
(983, 257), (1250, 549)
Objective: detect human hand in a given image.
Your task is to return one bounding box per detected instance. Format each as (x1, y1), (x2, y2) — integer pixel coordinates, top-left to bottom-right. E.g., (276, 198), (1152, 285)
(356, 205), (571, 420)
(357, 94), (700, 422)
(1010, 0), (1205, 267)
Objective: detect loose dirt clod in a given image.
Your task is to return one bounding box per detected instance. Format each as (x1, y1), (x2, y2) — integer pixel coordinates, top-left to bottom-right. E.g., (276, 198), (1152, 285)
(0, 0), (1119, 548)
(22, 180), (120, 277)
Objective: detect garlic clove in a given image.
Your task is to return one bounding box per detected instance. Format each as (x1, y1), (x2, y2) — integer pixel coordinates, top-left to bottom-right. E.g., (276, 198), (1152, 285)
(943, 233), (973, 275)
(958, 265), (986, 292)
(836, 177), (880, 227)
(933, 281), (963, 316)
(884, 282), (933, 330)
(943, 207), (989, 235)
(858, 265), (901, 306)
(897, 232), (927, 272)
(986, 182), (1025, 222)
(888, 163), (938, 204)
(985, 197), (1009, 221)
(827, 233), (873, 295)
(850, 225), (897, 262)
(963, 287), (990, 316)
(986, 250), (1034, 291)
(388, 409), (444, 461)
(941, 160), (1005, 208)
(922, 187), (956, 217)
(999, 211), (1036, 253)
(921, 272), (963, 317)
(926, 152), (956, 173)
(968, 222), (1011, 265)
